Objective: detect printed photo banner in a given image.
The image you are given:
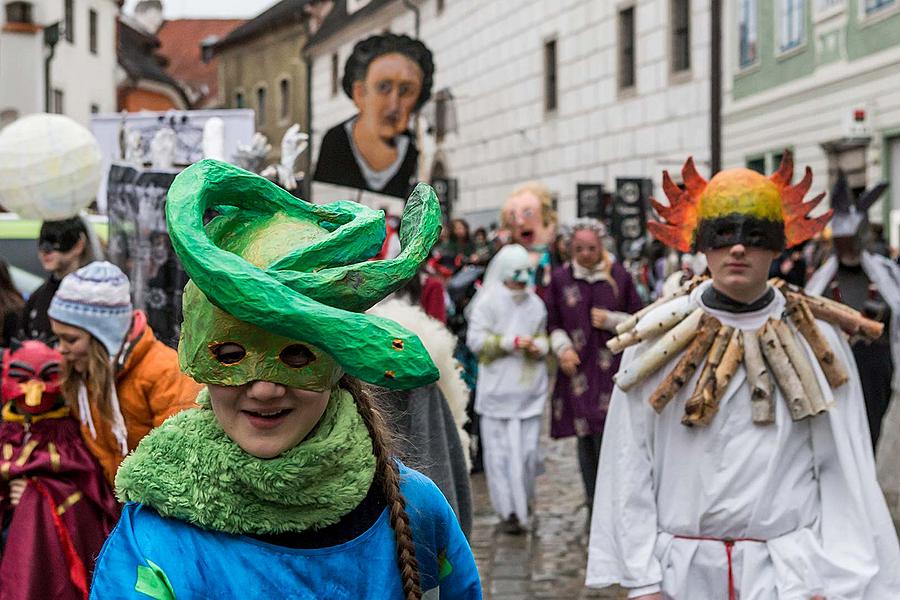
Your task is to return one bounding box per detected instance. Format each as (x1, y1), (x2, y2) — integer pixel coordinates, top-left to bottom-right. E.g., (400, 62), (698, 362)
(106, 164), (186, 348)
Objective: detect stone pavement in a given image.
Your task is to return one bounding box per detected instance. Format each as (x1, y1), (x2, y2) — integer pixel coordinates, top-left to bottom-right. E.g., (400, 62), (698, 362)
(470, 432), (626, 600)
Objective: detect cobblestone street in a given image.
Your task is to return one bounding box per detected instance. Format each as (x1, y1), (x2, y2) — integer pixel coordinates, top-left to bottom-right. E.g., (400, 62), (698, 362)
(470, 431), (626, 600)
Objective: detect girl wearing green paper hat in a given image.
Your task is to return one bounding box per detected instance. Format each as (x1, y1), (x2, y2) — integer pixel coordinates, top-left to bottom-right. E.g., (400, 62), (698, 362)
(89, 160), (481, 600)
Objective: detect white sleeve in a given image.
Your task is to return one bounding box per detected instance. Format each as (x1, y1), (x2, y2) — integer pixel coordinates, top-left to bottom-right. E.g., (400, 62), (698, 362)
(586, 346), (662, 592)
(465, 294), (494, 354)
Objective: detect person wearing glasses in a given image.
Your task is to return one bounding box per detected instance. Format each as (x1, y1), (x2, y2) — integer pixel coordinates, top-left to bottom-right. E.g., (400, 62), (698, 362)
(22, 217), (95, 340)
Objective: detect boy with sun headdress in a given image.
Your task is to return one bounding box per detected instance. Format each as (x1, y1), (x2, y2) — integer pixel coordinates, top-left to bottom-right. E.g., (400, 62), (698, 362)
(586, 152), (900, 599)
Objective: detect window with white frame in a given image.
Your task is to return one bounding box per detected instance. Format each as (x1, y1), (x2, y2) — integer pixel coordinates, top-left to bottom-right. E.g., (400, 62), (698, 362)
(779, 0), (805, 52)
(739, 0), (758, 68)
(864, 0), (895, 15)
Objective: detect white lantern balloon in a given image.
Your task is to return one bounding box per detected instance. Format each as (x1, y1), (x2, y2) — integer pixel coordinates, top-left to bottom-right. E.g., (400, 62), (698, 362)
(0, 113), (102, 220)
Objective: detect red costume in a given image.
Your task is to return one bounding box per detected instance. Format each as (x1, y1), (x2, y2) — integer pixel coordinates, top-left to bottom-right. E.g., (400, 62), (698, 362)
(0, 341), (119, 600)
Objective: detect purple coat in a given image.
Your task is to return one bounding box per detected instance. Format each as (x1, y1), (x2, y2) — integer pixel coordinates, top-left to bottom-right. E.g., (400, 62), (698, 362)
(545, 262), (643, 438)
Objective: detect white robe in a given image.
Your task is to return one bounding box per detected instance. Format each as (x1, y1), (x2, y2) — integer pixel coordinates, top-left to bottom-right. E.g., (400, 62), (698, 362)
(586, 282), (900, 599)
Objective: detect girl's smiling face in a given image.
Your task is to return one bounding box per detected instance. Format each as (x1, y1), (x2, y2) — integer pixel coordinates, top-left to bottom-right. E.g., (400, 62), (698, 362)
(207, 374), (330, 458)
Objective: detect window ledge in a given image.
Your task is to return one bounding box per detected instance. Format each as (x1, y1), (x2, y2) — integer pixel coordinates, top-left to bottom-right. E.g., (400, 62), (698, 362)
(735, 61), (761, 78)
(617, 85), (637, 100)
(859, 3), (900, 28)
(775, 42), (807, 61)
(2, 22), (41, 34)
(668, 69), (692, 85)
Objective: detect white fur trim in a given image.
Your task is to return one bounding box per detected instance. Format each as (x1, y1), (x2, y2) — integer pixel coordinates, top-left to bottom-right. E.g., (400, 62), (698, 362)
(369, 298), (471, 469)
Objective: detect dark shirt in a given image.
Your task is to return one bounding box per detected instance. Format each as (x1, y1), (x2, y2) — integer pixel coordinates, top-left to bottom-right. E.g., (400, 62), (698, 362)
(21, 275), (61, 340)
(313, 118), (418, 199)
(248, 479), (386, 549)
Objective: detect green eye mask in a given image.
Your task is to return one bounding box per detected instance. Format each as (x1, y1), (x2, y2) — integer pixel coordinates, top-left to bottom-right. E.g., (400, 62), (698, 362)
(167, 159), (442, 390)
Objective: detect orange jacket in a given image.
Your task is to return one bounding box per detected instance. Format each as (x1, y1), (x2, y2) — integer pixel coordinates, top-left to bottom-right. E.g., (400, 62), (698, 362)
(77, 311), (201, 485)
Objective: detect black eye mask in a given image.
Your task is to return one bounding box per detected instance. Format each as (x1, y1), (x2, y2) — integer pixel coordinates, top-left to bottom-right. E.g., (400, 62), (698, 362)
(694, 214), (785, 252)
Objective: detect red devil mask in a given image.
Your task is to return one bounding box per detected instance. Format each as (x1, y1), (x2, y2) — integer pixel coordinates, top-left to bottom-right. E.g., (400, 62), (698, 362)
(2, 340), (63, 415)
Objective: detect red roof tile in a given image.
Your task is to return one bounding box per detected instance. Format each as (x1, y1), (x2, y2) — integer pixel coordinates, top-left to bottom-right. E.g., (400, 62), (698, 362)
(157, 19), (244, 107)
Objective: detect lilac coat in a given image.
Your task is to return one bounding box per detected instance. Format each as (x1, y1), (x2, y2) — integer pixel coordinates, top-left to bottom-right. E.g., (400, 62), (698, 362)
(545, 262), (643, 438)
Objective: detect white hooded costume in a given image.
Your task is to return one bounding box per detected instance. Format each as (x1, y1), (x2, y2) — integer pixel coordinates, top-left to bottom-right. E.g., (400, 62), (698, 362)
(467, 244), (549, 525)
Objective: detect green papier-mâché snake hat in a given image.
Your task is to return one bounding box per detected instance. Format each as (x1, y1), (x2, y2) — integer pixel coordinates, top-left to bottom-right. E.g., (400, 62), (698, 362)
(166, 159), (441, 391)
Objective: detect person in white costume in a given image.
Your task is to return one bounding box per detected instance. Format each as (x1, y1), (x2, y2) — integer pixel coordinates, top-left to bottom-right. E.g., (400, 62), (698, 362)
(467, 244), (549, 534)
(586, 153), (900, 600)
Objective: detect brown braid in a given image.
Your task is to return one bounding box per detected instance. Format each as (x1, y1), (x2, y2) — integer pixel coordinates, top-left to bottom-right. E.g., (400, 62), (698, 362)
(341, 376), (422, 600)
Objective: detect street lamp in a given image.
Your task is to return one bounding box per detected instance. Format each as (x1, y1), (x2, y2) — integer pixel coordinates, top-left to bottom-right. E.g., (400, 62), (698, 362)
(43, 21), (61, 113)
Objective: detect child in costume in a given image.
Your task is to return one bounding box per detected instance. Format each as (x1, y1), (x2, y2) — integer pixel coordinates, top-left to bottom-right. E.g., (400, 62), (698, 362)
(586, 153), (900, 599)
(467, 244), (548, 534)
(47, 262), (201, 485)
(1, 340), (119, 600)
(90, 161), (481, 599)
(543, 218), (642, 505)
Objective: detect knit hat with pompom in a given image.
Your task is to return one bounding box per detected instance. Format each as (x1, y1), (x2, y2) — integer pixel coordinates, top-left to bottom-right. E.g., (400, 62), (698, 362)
(48, 261), (133, 356)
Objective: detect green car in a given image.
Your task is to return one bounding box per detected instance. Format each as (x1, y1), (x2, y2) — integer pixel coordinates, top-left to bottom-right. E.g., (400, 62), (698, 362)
(0, 215), (108, 297)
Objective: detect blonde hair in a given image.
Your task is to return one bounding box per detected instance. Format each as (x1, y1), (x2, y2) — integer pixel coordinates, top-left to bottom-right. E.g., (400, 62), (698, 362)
(503, 181), (558, 230)
(60, 336), (115, 422)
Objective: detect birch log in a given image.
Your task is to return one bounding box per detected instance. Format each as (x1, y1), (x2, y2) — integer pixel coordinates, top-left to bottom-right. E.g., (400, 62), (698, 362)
(615, 276), (703, 334)
(615, 308), (706, 391)
(713, 330), (743, 402)
(786, 298), (848, 387)
(648, 313), (720, 412)
(770, 319), (828, 415)
(743, 329), (774, 424)
(682, 324), (733, 427)
(607, 294), (696, 354)
(783, 290), (884, 340)
(760, 321), (815, 420)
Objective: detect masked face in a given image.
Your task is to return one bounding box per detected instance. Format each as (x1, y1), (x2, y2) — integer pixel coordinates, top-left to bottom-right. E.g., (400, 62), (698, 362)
(180, 284), (344, 391)
(1, 341), (63, 415)
(502, 191), (555, 250)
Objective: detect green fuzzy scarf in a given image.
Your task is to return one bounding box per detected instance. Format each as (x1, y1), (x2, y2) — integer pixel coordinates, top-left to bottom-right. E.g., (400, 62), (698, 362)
(115, 388), (376, 534)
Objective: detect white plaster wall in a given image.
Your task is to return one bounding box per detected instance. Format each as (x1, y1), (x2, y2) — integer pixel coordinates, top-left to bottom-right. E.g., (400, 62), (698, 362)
(309, 0), (712, 223)
(0, 29), (43, 119)
(49, 0), (119, 125)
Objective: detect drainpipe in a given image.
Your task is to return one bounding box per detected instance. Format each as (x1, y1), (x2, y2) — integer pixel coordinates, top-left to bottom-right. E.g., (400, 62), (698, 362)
(43, 22), (61, 112)
(402, 0), (420, 38)
(710, 0), (722, 174)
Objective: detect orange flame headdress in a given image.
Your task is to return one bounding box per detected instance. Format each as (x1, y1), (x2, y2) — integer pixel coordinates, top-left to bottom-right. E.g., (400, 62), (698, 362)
(648, 152), (832, 253)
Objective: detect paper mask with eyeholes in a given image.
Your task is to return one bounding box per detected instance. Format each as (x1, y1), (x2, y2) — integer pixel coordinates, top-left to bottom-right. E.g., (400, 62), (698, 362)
(648, 151), (832, 253)
(167, 159), (442, 390)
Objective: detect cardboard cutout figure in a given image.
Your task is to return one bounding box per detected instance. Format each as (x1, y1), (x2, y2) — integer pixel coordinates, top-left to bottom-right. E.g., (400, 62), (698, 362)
(313, 34), (434, 200)
(499, 182), (557, 289)
(0, 340), (119, 600)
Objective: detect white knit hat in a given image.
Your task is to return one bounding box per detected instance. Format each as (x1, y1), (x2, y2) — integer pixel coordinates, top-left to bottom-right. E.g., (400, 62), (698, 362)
(48, 261), (133, 356)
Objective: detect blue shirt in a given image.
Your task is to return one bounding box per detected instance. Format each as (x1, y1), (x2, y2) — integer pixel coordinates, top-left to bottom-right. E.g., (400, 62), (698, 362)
(91, 466), (481, 599)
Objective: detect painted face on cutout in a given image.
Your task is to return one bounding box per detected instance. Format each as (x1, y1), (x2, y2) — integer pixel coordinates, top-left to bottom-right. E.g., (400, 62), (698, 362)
(1, 341), (63, 415)
(502, 191), (555, 250)
(352, 53), (424, 142)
